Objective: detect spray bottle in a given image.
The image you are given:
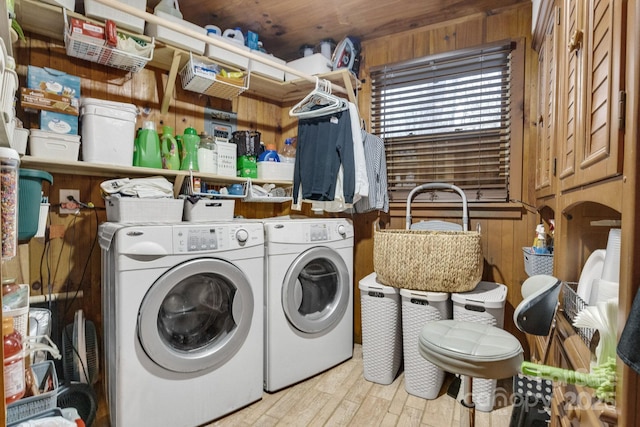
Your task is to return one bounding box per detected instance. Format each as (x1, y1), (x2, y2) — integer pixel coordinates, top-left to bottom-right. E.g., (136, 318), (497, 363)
(533, 223), (548, 254)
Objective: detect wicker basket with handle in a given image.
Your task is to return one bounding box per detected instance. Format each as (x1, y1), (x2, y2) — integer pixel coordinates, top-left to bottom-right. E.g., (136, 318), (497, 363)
(373, 183), (483, 293)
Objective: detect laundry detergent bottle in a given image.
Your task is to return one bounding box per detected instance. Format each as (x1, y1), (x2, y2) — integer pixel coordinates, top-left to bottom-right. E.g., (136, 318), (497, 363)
(160, 125), (180, 170)
(180, 127), (200, 171)
(137, 121), (162, 169)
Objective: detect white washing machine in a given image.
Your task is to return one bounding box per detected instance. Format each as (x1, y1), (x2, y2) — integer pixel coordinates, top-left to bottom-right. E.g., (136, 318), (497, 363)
(100, 221), (264, 427)
(263, 218), (354, 392)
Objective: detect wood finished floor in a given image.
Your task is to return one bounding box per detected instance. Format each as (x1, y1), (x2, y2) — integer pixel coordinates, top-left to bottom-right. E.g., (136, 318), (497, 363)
(206, 344), (514, 427)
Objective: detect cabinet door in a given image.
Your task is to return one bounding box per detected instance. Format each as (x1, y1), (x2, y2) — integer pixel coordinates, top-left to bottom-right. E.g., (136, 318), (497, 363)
(535, 5), (561, 198)
(559, 0), (624, 191)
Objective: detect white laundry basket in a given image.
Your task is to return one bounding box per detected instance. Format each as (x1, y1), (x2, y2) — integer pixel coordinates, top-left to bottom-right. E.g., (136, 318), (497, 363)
(359, 273), (402, 385)
(400, 288), (452, 399)
(452, 281), (508, 412)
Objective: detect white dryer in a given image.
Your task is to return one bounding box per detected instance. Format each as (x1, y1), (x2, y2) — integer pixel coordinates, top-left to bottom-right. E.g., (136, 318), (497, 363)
(100, 221), (264, 427)
(263, 218), (354, 392)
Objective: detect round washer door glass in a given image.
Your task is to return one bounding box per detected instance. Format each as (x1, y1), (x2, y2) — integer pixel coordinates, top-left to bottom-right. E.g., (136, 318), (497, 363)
(282, 246), (350, 334)
(138, 258), (253, 373)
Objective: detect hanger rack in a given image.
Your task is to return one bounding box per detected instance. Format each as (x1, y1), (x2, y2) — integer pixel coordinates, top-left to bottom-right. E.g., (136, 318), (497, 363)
(289, 77), (349, 118)
(91, 0), (357, 111)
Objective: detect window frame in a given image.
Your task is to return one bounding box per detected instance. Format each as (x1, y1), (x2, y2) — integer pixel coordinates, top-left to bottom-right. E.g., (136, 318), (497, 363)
(369, 38), (525, 205)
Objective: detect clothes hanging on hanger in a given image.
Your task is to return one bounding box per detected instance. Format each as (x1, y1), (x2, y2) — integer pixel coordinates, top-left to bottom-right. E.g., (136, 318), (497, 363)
(292, 107), (354, 204)
(317, 102), (368, 213)
(353, 130), (389, 213)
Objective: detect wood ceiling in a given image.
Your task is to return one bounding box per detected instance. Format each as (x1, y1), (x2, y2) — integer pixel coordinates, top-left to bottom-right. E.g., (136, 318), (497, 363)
(153, 0), (531, 61)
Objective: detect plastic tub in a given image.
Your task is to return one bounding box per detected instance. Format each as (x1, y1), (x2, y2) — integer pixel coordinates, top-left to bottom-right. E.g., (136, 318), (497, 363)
(18, 168), (53, 242)
(29, 129), (80, 161)
(80, 98), (138, 166)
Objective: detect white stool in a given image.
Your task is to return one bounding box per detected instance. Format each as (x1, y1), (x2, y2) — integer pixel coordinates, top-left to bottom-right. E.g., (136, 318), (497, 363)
(418, 275), (562, 427)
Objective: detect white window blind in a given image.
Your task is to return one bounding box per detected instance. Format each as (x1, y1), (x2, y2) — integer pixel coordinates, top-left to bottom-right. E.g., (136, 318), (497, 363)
(370, 42), (516, 202)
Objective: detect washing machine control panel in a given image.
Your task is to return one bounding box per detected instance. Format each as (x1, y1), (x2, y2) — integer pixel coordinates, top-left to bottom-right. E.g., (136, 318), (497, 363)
(172, 223), (263, 252)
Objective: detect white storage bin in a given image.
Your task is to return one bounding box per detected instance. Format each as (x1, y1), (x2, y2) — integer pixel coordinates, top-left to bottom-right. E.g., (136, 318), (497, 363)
(400, 288), (451, 399)
(285, 53), (332, 81)
(29, 129), (80, 161)
(452, 281), (508, 412)
(205, 35), (250, 69)
(84, 0), (146, 34)
(359, 272), (402, 385)
(80, 98), (137, 166)
(257, 162), (294, 181)
(12, 128), (29, 155)
(145, 11), (206, 55)
(183, 198), (234, 221)
(105, 197), (184, 223)
(251, 51), (286, 81)
(39, 0), (75, 10)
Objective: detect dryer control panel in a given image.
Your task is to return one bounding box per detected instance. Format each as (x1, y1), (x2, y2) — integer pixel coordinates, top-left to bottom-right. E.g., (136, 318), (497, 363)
(173, 223), (263, 253)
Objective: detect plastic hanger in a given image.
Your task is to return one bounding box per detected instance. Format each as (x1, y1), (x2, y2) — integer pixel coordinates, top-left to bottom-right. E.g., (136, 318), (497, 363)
(289, 77), (348, 119)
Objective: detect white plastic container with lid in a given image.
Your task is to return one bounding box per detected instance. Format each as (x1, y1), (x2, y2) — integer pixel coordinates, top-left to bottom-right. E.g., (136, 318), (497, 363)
(84, 0), (147, 34)
(29, 130), (80, 161)
(80, 98), (138, 166)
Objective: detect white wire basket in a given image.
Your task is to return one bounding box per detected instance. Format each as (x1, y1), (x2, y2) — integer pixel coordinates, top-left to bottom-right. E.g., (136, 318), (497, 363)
(179, 53), (249, 99)
(63, 11), (154, 73)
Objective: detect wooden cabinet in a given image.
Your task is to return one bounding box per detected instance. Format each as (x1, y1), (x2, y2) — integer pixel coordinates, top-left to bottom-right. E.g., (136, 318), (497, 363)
(534, 1), (561, 198)
(557, 0), (625, 191)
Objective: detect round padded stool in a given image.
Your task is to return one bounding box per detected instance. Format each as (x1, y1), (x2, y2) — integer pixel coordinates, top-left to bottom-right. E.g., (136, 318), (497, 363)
(419, 319), (524, 427)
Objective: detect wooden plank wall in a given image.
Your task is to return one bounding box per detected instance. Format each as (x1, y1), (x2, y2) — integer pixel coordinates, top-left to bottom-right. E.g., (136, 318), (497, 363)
(11, 1), (537, 347)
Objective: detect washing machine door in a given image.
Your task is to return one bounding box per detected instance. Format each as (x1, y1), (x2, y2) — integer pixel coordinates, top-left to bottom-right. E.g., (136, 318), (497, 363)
(282, 246), (350, 334)
(138, 257), (253, 373)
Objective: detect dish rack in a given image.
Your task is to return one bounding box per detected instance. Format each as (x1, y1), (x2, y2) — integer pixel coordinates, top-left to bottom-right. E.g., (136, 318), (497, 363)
(180, 52), (249, 99)
(63, 11), (154, 73)
(561, 281), (596, 346)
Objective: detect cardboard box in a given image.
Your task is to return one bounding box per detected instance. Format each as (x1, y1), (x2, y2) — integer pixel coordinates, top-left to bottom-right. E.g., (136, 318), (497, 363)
(20, 88), (79, 115)
(216, 140), (237, 177)
(40, 111), (79, 135)
(69, 17), (106, 46)
(27, 66), (81, 99)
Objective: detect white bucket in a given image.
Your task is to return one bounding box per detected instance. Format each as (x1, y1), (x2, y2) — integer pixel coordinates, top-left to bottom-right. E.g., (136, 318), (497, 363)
(80, 98), (138, 166)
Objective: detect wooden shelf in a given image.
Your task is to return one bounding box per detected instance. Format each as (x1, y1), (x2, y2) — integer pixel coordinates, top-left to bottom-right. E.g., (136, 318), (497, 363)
(15, 0), (360, 106)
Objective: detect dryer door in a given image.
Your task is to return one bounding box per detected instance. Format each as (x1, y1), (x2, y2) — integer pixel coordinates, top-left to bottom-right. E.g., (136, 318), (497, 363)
(282, 246), (350, 334)
(138, 257), (253, 373)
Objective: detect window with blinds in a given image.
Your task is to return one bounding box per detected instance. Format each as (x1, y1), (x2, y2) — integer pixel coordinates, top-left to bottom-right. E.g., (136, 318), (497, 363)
(370, 41), (517, 202)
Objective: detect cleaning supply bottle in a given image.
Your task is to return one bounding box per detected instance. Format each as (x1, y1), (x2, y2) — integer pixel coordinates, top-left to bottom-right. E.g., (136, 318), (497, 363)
(4, 316), (24, 405)
(533, 223), (548, 254)
(132, 127), (141, 166)
(223, 27), (245, 45)
(137, 121), (162, 169)
(180, 127), (200, 171)
(160, 126), (180, 170)
(154, 0), (182, 18)
(279, 138), (296, 163)
(258, 143), (280, 162)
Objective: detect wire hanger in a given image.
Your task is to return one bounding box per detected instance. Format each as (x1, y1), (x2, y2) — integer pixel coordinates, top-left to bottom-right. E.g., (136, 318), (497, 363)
(289, 77), (348, 119)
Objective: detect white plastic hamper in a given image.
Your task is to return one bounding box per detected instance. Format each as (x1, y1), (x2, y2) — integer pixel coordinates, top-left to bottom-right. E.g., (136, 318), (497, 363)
(452, 281), (508, 412)
(359, 273), (402, 385)
(400, 288), (452, 399)
(80, 98), (138, 166)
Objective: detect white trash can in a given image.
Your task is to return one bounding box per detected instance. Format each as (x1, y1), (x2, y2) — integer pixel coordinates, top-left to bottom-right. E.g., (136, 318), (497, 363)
(359, 273), (402, 385)
(400, 288), (452, 399)
(452, 281), (508, 412)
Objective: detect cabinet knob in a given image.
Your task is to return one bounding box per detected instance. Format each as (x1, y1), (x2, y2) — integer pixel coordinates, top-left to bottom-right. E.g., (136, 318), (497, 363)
(568, 29), (583, 54)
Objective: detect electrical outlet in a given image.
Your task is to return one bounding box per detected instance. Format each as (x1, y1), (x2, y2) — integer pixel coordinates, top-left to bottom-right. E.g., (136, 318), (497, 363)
(59, 189), (80, 214)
